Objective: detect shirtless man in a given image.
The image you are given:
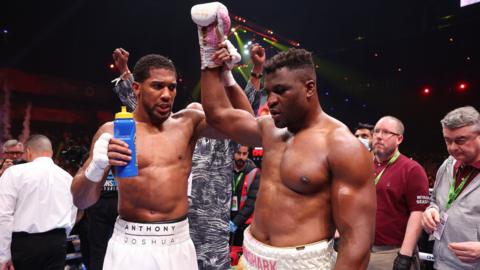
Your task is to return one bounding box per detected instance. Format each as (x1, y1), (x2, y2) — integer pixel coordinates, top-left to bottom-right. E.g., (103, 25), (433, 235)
(191, 3), (376, 269)
(71, 52), (248, 269)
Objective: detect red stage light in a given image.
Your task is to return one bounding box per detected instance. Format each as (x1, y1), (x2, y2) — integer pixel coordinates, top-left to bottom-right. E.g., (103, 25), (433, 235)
(423, 88), (430, 94)
(252, 147), (264, 157)
(457, 82), (468, 91)
(109, 64), (115, 69)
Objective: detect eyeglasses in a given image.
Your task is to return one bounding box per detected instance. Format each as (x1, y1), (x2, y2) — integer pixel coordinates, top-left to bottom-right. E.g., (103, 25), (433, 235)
(4, 151), (24, 156)
(373, 129), (400, 138)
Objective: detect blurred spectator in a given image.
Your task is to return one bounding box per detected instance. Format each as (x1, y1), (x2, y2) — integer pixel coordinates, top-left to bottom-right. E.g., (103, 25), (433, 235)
(369, 116), (429, 270)
(354, 122), (374, 151)
(0, 135), (77, 270)
(0, 139), (25, 176)
(422, 106), (480, 269)
(229, 145), (260, 247)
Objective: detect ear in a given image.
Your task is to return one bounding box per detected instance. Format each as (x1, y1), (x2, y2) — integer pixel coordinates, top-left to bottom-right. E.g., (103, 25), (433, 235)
(132, 81), (141, 98)
(305, 79), (316, 99)
(396, 134), (404, 145)
(25, 147), (32, 161)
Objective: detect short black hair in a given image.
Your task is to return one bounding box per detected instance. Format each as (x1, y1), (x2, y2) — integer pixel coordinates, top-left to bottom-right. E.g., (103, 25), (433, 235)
(133, 54), (176, 83)
(264, 48), (315, 80)
(355, 122), (374, 131)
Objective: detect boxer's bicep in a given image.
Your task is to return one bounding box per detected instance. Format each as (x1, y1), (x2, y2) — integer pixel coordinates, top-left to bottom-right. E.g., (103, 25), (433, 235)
(194, 118), (229, 140)
(197, 108), (262, 146)
(328, 134), (375, 268)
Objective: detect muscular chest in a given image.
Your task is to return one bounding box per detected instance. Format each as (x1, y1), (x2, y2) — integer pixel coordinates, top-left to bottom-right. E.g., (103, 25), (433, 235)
(135, 126), (194, 169)
(264, 132), (330, 194)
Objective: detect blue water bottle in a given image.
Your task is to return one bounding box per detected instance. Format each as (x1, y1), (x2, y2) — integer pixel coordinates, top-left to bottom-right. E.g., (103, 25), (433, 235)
(114, 106), (138, 177)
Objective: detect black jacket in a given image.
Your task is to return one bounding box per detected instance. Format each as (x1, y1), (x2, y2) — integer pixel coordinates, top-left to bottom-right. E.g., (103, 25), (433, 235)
(231, 159), (261, 227)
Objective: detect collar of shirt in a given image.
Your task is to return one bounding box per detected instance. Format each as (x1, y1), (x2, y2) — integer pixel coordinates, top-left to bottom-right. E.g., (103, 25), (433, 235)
(32, 157), (54, 164)
(454, 159), (480, 171)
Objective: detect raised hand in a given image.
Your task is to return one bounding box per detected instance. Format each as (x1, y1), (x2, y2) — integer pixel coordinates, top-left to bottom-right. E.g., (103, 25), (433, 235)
(112, 48), (130, 75)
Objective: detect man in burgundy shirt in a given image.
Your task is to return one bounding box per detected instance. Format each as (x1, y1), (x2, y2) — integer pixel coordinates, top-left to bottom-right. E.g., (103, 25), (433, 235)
(369, 116), (429, 270)
(422, 106), (480, 269)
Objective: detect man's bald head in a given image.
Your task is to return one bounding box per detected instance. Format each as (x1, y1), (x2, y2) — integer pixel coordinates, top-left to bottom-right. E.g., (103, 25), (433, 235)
(377, 116), (405, 135)
(25, 135), (53, 160)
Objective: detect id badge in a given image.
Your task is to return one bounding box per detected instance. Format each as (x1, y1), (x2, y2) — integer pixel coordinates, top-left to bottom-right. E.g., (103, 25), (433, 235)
(231, 196), (239, 211)
(433, 212), (448, 240)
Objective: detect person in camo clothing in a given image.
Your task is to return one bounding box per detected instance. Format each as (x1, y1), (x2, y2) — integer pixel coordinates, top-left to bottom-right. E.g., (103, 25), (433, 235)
(110, 46), (263, 269)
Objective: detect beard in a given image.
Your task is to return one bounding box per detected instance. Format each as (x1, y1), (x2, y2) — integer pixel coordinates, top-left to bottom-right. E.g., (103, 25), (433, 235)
(373, 145), (395, 160)
(143, 99), (170, 125)
(235, 159), (246, 169)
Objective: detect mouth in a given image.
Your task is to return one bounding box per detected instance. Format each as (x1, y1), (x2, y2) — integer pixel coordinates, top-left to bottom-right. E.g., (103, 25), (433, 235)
(155, 103), (171, 114)
(269, 109), (281, 119)
(373, 143), (384, 148)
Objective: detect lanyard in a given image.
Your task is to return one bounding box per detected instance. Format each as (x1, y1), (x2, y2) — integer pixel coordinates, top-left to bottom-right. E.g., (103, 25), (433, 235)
(446, 168), (474, 209)
(232, 172), (244, 194)
(374, 151), (401, 185)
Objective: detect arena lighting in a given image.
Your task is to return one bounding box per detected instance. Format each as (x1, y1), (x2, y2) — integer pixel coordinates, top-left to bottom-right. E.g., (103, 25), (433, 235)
(423, 88), (431, 95)
(457, 82), (468, 91)
(252, 147), (263, 157)
(109, 64), (115, 69)
(235, 65), (248, 81)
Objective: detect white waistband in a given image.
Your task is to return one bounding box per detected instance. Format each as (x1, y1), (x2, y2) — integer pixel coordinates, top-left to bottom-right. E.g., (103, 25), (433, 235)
(242, 227), (336, 269)
(111, 217), (191, 246)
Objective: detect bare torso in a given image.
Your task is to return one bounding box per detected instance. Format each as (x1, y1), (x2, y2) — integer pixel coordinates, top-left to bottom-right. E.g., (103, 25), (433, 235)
(111, 111), (198, 222)
(250, 115), (347, 247)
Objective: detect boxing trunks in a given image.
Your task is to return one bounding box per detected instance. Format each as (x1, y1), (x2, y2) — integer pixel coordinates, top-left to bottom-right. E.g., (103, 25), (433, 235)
(239, 227), (336, 270)
(102, 217), (198, 270)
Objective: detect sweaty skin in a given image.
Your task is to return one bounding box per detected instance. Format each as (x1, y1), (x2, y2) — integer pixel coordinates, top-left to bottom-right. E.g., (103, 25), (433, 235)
(71, 68), (215, 222)
(201, 64), (376, 269)
(71, 66), (253, 223)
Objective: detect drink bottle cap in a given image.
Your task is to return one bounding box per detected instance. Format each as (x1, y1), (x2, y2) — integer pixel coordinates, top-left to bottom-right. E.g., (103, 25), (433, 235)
(115, 106), (133, 119)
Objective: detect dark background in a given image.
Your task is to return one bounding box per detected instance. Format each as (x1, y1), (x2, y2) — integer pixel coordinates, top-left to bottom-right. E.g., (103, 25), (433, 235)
(1, 0), (479, 158)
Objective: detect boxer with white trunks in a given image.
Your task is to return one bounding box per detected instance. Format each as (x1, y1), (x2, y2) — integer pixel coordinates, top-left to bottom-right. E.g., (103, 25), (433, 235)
(192, 2), (377, 269)
(71, 48), (247, 269)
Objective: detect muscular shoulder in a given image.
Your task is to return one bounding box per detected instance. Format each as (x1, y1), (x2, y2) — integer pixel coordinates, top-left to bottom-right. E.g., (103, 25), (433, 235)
(257, 115), (283, 138)
(94, 122), (114, 139)
(325, 120), (373, 183)
(325, 119), (361, 157)
(172, 108), (205, 126)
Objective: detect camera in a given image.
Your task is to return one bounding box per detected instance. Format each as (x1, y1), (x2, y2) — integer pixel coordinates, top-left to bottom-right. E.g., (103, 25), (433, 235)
(12, 159), (27, 165)
(61, 145), (88, 166)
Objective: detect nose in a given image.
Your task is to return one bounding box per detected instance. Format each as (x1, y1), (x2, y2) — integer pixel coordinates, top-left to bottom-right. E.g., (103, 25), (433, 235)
(448, 142), (459, 153)
(267, 93), (278, 109)
(160, 88), (173, 102)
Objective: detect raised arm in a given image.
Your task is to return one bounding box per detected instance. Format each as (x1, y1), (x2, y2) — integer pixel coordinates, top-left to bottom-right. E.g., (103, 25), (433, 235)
(329, 131), (376, 269)
(225, 43), (265, 115)
(112, 48), (137, 111)
(249, 43), (265, 92)
(201, 67), (262, 146)
(225, 83), (254, 115)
